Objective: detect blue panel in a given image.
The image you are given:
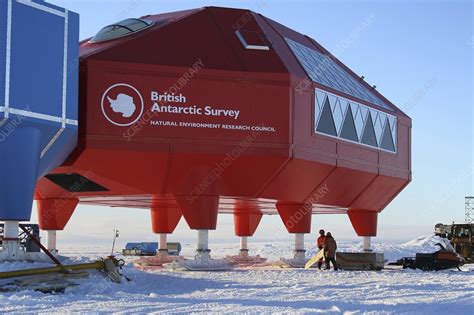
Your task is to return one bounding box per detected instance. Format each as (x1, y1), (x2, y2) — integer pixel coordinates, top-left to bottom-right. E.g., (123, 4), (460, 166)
(9, 2), (64, 117)
(0, 126), (42, 220)
(38, 126), (78, 177)
(66, 11), (80, 121)
(0, 113), (78, 220)
(15, 116), (62, 152)
(0, 0), (7, 111)
(4, 112), (78, 177)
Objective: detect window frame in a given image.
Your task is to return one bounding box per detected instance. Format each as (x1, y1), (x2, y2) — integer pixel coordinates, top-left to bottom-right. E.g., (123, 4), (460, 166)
(90, 18), (154, 43)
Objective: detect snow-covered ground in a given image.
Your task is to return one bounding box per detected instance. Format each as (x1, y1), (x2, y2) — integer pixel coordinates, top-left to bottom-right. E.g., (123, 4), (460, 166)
(0, 235), (473, 314)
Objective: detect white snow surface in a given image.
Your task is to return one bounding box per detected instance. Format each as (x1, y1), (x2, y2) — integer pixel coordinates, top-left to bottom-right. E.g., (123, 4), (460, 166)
(0, 235), (473, 314)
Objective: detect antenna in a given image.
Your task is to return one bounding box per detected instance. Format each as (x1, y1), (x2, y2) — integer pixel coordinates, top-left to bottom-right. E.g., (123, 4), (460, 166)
(465, 197), (474, 223)
(111, 229), (120, 257)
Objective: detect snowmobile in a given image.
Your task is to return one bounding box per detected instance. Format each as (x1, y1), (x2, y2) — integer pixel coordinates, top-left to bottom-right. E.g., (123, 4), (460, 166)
(392, 243), (465, 271)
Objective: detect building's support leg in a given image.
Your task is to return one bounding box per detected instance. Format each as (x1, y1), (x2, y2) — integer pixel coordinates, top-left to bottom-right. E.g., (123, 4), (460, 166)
(195, 229), (211, 261)
(0, 127), (41, 227)
(175, 195), (231, 271)
(0, 221), (21, 261)
(135, 200), (184, 268)
(0, 220), (65, 262)
(276, 202), (312, 268)
(363, 236), (372, 252)
(47, 230), (58, 253)
(0, 127), (42, 262)
(239, 236), (249, 258)
(294, 233), (306, 261)
(157, 233), (168, 258)
(0, 221), (57, 262)
(133, 199), (183, 269)
(228, 204), (265, 265)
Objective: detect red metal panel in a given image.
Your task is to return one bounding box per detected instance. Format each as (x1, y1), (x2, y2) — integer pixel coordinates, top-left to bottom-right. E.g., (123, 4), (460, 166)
(176, 195), (219, 230)
(72, 148), (169, 194)
(165, 153), (289, 197)
(84, 61), (290, 144)
(336, 141), (380, 165)
(309, 166), (377, 208)
(150, 199), (182, 234)
(276, 202), (312, 233)
(347, 210), (378, 237)
(379, 123), (411, 171)
(261, 159), (335, 203)
(37, 198), (78, 231)
(208, 7), (288, 73)
(350, 175), (408, 211)
(233, 201), (263, 236)
(91, 10), (245, 71)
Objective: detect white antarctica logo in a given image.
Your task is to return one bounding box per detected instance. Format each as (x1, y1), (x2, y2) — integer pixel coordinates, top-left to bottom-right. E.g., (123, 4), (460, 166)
(101, 83), (144, 127)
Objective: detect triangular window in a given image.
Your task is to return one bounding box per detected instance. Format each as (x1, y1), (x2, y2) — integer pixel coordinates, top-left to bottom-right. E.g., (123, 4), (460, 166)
(380, 118), (396, 152)
(316, 98), (337, 136)
(361, 112), (378, 147)
(340, 106), (359, 142)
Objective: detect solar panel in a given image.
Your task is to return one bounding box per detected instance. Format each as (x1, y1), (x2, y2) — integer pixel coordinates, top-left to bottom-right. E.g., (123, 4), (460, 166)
(286, 38), (392, 111)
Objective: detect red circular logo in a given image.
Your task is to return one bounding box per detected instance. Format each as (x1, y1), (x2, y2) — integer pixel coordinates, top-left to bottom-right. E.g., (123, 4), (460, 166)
(101, 84), (144, 126)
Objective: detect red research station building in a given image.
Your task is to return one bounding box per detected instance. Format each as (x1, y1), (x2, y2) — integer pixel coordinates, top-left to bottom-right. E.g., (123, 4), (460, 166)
(34, 7), (411, 264)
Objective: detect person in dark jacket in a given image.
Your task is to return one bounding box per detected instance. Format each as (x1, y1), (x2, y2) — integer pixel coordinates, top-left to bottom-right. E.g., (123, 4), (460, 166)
(316, 229), (326, 269)
(323, 232), (338, 270)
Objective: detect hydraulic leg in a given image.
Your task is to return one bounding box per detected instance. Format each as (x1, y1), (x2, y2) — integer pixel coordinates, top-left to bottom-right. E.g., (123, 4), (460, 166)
(158, 234), (168, 255)
(228, 204), (265, 265)
(195, 229), (211, 261)
(148, 201), (182, 264)
(133, 200), (183, 269)
(175, 196), (231, 271)
(1, 221), (20, 260)
(0, 221), (63, 262)
(47, 230), (57, 253)
(276, 202), (312, 268)
(294, 233), (306, 262)
(363, 236), (372, 252)
(239, 236), (249, 258)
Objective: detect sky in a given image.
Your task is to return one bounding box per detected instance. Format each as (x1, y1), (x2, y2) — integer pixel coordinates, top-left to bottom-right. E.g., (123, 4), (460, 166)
(34, 0), (473, 248)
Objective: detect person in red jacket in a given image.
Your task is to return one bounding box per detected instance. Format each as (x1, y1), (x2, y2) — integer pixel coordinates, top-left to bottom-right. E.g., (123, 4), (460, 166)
(316, 229), (326, 269)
